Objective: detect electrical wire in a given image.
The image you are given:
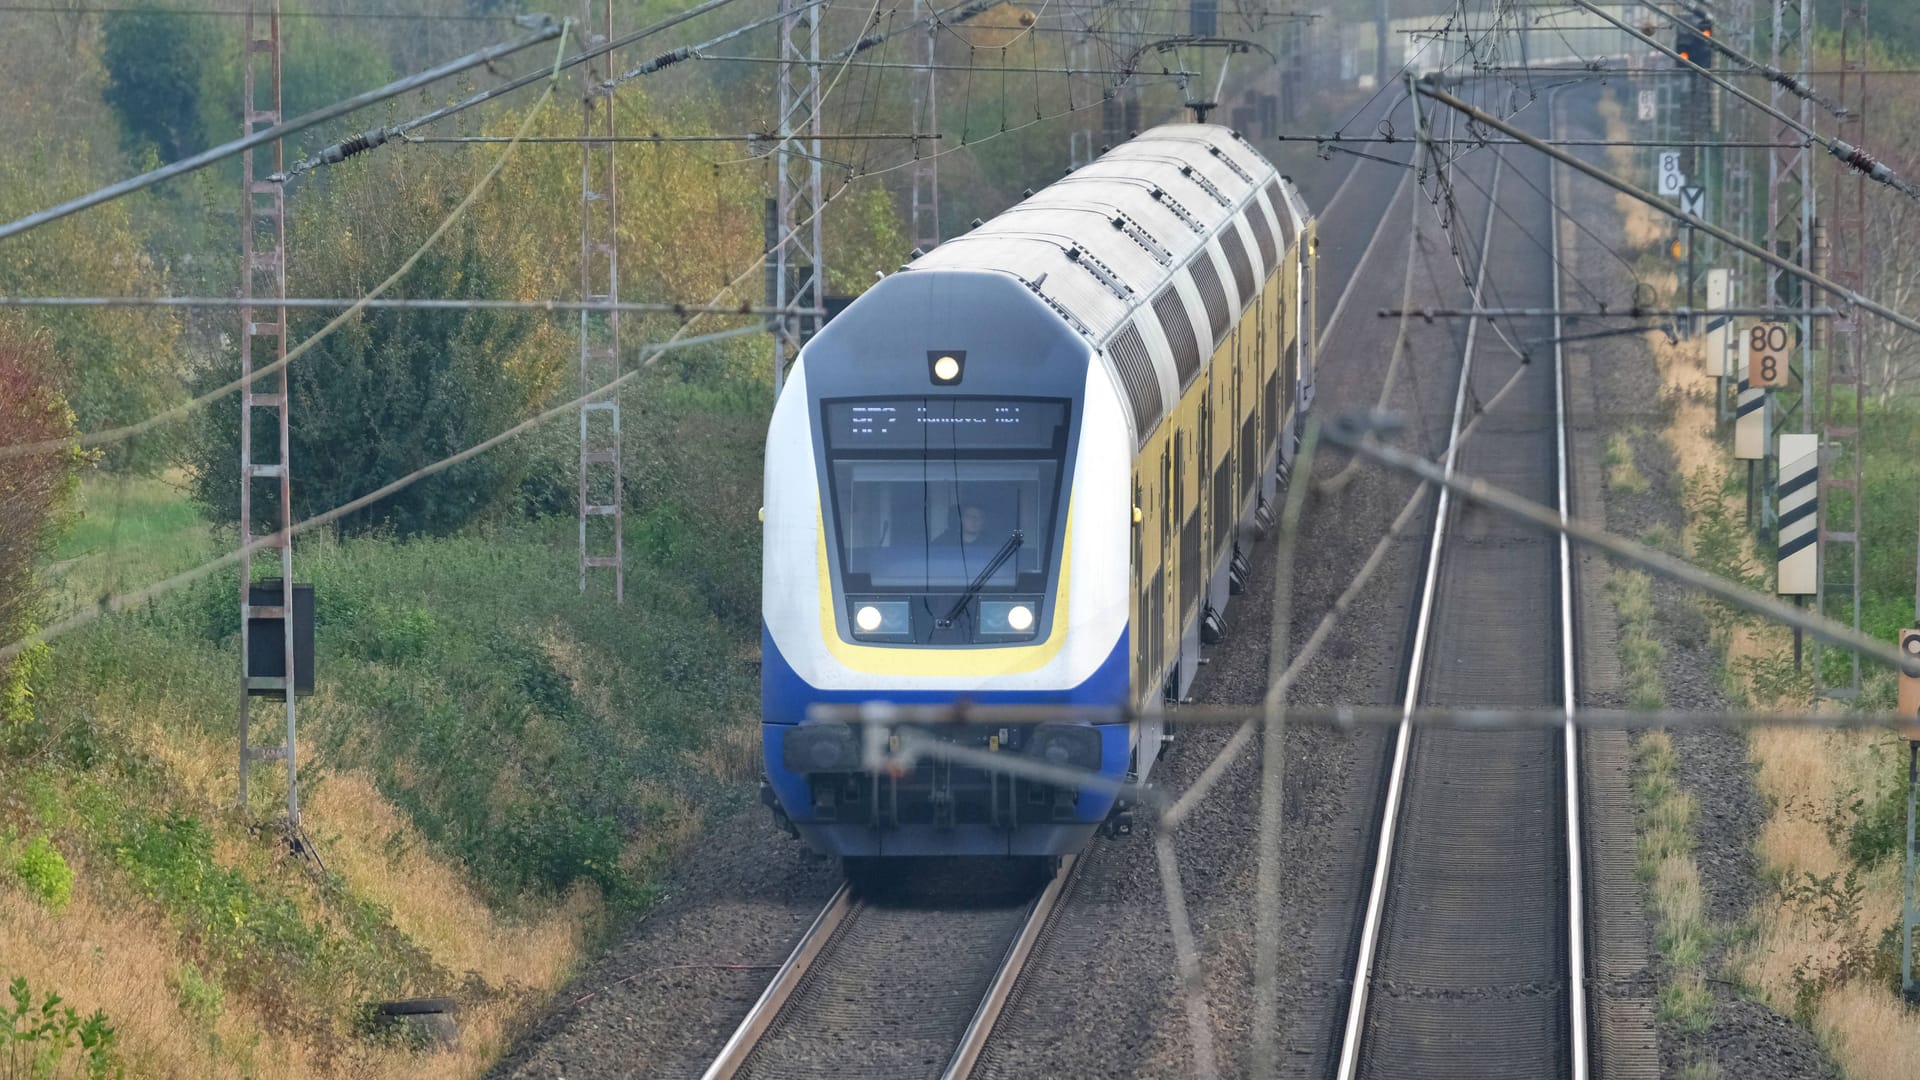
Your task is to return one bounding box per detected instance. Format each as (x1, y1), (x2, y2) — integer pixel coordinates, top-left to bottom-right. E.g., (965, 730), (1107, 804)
(1, 30), (574, 462)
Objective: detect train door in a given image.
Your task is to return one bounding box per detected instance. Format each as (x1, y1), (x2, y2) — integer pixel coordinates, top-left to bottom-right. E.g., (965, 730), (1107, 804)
(1158, 443), (1173, 697)
(1132, 474), (1149, 700)
(1198, 389), (1213, 567)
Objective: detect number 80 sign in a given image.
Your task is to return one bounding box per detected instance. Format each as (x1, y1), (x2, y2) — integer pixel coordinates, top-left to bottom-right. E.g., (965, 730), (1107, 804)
(1747, 321), (1792, 387)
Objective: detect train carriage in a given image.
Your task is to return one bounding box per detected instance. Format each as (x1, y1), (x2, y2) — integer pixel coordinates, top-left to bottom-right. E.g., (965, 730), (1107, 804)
(760, 123), (1316, 858)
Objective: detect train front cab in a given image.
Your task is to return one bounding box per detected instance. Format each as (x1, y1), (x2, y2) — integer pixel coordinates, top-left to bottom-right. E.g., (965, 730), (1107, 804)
(759, 270), (1137, 858)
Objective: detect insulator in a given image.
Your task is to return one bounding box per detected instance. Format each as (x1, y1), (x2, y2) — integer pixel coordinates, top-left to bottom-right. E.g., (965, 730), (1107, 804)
(320, 128), (389, 165)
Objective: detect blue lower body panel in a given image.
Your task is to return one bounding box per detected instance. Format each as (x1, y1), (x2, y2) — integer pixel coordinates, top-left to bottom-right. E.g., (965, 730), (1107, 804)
(761, 625), (1132, 857)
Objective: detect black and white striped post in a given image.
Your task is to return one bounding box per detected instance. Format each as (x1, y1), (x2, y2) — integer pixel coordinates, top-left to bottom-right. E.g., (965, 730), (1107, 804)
(1901, 626), (1919, 1003)
(1778, 433), (1818, 670)
(1734, 378), (1766, 525)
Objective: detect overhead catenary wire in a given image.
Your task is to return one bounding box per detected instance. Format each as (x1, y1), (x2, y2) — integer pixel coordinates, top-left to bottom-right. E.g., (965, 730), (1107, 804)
(0, 2), (531, 18)
(0, 296), (827, 316)
(1414, 81), (1920, 340)
(278, 0), (768, 181)
(1627, 0), (1849, 117)
(1, 30), (577, 463)
(1561, 0), (1920, 200)
(0, 16), (565, 242)
(1, 51), (1157, 658)
(0, 321), (770, 668)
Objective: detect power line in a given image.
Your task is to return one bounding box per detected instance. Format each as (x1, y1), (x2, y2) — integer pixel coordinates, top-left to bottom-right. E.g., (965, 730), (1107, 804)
(0, 2), (524, 18)
(1, 35), (576, 463)
(1416, 80), (1920, 339)
(0, 17), (564, 242)
(401, 132), (938, 144)
(1562, 0), (1920, 199)
(0, 295), (826, 316)
(279, 0), (764, 180)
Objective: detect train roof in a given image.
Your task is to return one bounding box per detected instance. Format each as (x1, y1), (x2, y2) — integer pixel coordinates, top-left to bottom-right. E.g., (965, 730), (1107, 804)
(903, 123), (1310, 443)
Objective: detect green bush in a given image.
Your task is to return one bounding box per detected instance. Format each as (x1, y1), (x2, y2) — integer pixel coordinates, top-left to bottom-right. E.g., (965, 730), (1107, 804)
(11, 835), (74, 913)
(170, 963), (222, 1028)
(2, 977), (121, 1080)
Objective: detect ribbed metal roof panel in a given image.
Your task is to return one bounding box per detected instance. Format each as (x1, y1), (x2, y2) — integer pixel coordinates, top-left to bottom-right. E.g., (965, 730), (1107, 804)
(902, 123), (1302, 444)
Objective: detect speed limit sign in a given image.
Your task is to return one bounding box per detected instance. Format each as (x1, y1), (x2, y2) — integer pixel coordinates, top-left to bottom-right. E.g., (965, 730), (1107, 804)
(1748, 321), (1792, 387)
(1899, 628), (1920, 738)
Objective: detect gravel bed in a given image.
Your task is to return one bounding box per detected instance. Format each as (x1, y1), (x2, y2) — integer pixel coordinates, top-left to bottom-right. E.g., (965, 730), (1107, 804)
(1555, 85), (1838, 1080)
(486, 807), (841, 1080)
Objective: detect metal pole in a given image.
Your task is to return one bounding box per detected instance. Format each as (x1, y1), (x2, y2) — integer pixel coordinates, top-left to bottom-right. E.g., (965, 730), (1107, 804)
(1904, 739), (1917, 1000)
(1406, 84), (1920, 339)
(1375, 0), (1390, 87)
(579, 0), (624, 603)
(910, 0), (941, 250)
(237, 0), (297, 829)
(771, 0), (824, 399)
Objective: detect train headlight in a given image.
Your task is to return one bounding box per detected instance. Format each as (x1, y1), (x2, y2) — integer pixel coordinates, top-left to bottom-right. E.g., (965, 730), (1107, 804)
(1027, 724), (1102, 771)
(927, 350), (966, 384)
(849, 599), (911, 639)
(978, 599), (1040, 639)
(783, 724), (860, 773)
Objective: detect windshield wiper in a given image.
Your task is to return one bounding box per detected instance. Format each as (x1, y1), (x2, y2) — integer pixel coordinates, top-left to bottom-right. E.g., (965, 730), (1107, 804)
(937, 530), (1023, 627)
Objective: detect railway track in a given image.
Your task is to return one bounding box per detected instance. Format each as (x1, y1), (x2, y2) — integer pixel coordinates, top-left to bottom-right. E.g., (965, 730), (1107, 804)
(1334, 96), (1589, 1080)
(701, 857), (1075, 1080)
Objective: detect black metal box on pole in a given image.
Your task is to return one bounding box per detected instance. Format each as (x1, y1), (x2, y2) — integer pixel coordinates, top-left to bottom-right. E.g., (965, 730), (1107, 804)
(245, 580), (314, 697)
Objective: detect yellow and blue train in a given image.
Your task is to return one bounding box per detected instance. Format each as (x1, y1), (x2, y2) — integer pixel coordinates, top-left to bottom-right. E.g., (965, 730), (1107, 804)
(760, 123), (1317, 857)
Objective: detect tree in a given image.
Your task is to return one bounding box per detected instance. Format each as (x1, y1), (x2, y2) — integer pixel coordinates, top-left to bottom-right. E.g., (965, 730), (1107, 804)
(101, 2), (218, 162)
(0, 321), (81, 727)
(187, 145), (570, 537)
(0, 138), (183, 472)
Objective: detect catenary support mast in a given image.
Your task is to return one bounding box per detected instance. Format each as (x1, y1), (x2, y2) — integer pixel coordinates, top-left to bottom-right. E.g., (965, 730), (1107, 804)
(237, 0), (300, 828)
(579, 0), (625, 602)
(772, 0), (825, 397)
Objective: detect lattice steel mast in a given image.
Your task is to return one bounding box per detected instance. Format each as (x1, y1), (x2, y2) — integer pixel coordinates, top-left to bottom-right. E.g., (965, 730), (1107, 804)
(772, 0), (825, 397)
(911, 0), (942, 250)
(579, 0), (625, 602)
(237, 0), (299, 826)
(1762, 0), (1814, 542)
(1817, 0), (1870, 698)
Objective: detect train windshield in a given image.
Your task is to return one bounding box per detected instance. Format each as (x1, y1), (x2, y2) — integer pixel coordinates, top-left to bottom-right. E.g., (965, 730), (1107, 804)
(820, 397), (1071, 595)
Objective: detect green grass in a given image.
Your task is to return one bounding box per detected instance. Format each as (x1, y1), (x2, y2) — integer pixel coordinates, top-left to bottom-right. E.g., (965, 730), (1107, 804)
(1609, 569), (1667, 712)
(1604, 430), (1652, 495)
(44, 473), (212, 615)
(11, 431), (764, 1064)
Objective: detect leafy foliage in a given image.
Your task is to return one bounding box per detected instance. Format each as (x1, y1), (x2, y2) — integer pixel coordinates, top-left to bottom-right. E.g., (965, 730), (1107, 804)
(187, 145), (569, 536)
(0, 324), (80, 729)
(9, 836), (74, 913)
(2, 977), (121, 1080)
(0, 146), (181, 472)
(100, 4), (217, 163)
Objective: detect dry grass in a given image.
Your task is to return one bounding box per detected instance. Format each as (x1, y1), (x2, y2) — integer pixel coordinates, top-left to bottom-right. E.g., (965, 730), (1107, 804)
(687, 715), (763, 784)
(2, 852), (552, 1080)
(304, 770), (597, 994)
(1815, 982), (1920, 1079)
(1736, 723), (1920, 1080)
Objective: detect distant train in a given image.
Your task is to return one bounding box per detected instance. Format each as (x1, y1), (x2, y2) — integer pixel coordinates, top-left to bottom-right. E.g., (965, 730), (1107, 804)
(760, 123), (1317, 858)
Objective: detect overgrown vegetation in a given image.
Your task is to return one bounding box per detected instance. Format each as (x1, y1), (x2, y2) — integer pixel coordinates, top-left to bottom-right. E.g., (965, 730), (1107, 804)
(2, 977), (121, 1080)
(1636, 732), (1714, 1034)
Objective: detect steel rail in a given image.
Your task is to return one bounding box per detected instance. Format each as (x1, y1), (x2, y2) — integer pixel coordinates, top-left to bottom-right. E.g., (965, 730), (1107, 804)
(940, 855), (1079, 1080)
(1550, 85), (1590, 1080)
(700, 882), (855, 1080)
(1333, 120), (1507, 1080)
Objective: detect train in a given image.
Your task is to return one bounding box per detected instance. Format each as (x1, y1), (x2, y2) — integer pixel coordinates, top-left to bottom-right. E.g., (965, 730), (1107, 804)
(759, 123), (1317, 858)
